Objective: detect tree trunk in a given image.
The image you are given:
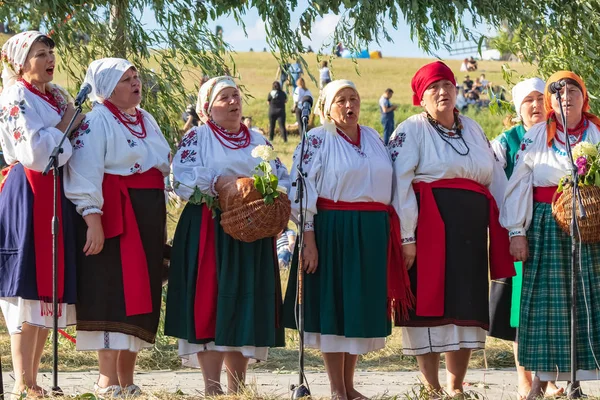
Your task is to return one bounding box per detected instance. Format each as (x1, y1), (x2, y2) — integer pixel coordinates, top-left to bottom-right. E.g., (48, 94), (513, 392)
(110, 0), (128, 58)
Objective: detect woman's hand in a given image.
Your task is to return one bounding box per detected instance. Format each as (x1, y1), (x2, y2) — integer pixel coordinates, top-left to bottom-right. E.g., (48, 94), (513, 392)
(56, 103), (85, 134)
(301, 231), (319, 274)
(83, 213), (105, 256)
(214, 175), (237, 194)
(510, 236), (529, 262)
(402, 243), (416, 270)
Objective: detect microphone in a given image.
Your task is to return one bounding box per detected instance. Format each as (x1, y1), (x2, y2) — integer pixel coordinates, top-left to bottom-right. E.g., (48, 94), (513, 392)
(549, 80), (566, 94)
(301, 96), (313, 120)
(74, 83), (92, 107)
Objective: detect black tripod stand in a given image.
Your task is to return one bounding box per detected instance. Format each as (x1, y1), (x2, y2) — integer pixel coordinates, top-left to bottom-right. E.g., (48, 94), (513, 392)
(290, 99), (312, 400)
(42, 102), (84, 396)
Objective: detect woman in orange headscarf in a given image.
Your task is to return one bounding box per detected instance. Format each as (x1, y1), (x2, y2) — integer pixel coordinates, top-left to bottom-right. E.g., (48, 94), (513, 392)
(501, 71), (600, 399)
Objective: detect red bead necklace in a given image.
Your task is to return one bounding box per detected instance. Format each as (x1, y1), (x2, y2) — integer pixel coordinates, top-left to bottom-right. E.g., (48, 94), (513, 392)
(207, 119), (251, 149)
(19, 79), (61, 114)
(103, 100), (147, 139)
(554, 118), (588, 146)
(336, 125), (361, 147)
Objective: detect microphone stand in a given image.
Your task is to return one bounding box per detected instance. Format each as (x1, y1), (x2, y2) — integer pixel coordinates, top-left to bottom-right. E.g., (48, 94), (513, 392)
(290, 110), (311, 399)
(42, 103), (83, 396)
(555, 84), (586, 398)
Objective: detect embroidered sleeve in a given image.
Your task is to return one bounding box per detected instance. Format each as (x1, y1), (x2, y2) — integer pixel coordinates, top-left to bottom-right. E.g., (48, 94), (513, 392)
(473, 122), (508, 209)
(491, 133), (508, 170)
(0, 87), (72, 171)
(289, 131), (323, 230)
(63, 115), (107, 216)
(500, 128), (540, 235)
(172, 127), (219, 201)
(388, 121), (420, 244)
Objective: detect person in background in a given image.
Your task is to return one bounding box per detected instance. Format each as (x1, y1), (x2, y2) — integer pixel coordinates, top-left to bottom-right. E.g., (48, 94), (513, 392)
(275, 63), (290, 93)
(379, 88), (397, 145)
(267, 81), (288, 141)
(480, 73), (490, 89)
(292, 77), (313, 136)
(468, 57), (478, 71)
(276, 227), (296, 269)
(242, 116), (264, 136)
(460, 58), (469, 72)
(289, 59), (303, 90)
(319, 61), (332, 89)
(463, 75), (474, 93)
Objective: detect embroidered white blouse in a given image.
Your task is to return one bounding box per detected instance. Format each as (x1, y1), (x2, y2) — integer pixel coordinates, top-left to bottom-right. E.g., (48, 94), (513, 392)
(172, 124), (291, 201)
(289, 125), (393, 231)
(0, 81), (72, 170)
(64, 103), (171, 216)
(501, 121), (600, 236)
(491, 134), (509, 170)
(389, 113), (507, 244)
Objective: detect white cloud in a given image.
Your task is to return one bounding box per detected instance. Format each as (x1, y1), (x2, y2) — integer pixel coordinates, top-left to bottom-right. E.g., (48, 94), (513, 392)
(224, 19), (266, 43)
(304, 14), (341, 50)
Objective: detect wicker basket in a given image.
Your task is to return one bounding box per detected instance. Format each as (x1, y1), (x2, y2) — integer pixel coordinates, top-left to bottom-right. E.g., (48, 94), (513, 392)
(217, 177), (291, 242)
(552, 185), (600, 243)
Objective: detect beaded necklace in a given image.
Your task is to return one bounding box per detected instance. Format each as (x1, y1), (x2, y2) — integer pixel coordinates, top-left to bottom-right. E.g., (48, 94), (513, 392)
(103, 100), (147, 139)
(426, 111), (470, 156)
(19, 79), (61, 114)
(207, 119), (251, 150)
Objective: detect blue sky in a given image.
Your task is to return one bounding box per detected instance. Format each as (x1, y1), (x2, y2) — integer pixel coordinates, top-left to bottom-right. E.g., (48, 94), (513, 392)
(138, 3), (495, 59)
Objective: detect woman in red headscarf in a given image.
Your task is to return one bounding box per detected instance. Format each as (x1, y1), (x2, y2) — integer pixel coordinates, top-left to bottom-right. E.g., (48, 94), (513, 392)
(389, 61), (514, 395)
(501, 71), (600, 399)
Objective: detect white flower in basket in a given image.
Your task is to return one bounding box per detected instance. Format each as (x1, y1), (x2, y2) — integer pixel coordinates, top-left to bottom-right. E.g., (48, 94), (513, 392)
(251, 145), (287, 204)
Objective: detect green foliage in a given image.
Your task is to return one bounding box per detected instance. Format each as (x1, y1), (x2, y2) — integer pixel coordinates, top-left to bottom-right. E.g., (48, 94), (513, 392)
(0, 0), (234, 146)
(493, 0), (600, 110)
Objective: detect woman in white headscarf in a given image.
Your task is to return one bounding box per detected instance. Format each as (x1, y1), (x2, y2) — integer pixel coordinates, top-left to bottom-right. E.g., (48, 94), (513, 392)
(282, 79), (413, 400)
(488, 77), (563, 399)
(165, 76), (290, 396)
(0, 31), (83, 398)
(63, 57), (171, 398)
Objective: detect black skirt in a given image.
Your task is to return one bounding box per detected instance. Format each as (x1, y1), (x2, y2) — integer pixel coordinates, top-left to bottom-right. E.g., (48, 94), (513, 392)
(396, 188), (490, 329)
(488, 278), (516, 340)
(76, 188), (166, 344)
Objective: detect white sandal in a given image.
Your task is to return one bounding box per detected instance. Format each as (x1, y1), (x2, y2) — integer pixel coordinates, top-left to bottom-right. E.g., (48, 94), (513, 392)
(122, 384), (142, 397)
(94, 383), (123, 399)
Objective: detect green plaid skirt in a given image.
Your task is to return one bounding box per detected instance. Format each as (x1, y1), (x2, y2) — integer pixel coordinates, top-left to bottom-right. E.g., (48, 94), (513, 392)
(518, 202), (600, 372)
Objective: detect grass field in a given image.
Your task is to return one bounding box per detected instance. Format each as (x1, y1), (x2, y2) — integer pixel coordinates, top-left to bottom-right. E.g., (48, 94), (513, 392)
(0, 32), (536, 377)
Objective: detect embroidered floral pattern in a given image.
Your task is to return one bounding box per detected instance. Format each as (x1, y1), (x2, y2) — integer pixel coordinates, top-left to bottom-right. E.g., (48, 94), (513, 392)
(307, 135), (324, 149)
(0, 100), (26, 123)
(275, 157), (283, 170)
(302, 150), (315, 165)
(130, 162), (142, 174)
(72, 121), (90, 139)
(519, 137), (533, 151)
(390, 150), (399, 162)
(264, 139), (275, 149)
(73, 139), (84, 150)
(180, 149), (197, 164)
(388, 132), (406, 149)
(178, 129), (198, 149)
(127, 139), (138, 148)
(304, 221), (315, 231)
(49, 86), (68, 114)
(350, 143), (367, 158)
(401, 236), (416, 244)
(12, 128), (26, 144)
